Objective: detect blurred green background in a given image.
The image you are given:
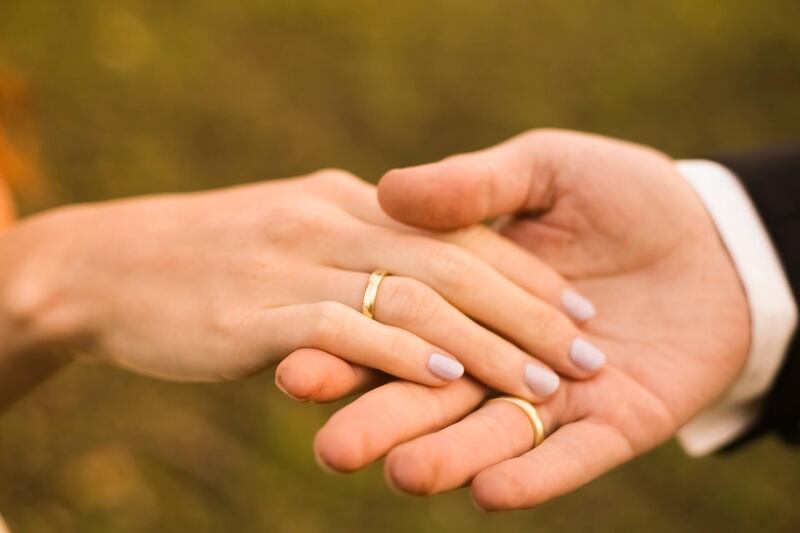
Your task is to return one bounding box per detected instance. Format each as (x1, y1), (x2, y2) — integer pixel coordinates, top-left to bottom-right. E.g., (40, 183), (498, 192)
(1, 1), (799, 531)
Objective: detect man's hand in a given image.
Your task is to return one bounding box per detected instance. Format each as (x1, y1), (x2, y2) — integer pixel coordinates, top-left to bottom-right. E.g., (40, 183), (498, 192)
(277, 129), (750, 509)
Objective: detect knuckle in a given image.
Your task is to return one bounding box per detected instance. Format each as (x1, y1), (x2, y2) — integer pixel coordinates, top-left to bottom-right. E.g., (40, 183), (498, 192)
(471, 342), (513, 377)
(529, 305), (575, 349)
(405, 383), (451, 427)
(427, 244), (477, 288)
(266, 199), (351, 242)
(259, 202), (311, 236)
(521, 127), (570, 145)
(215, 361), (262, 382)
(5, 287), (81, 348)
(446, 224), (492, 248)
(207, 307), (247, 342)
(387, 330), (414, 364)
(309, 168), (362, 188)
(380, 278), (438, 325)
(309, 301), (349, 346)
(4, 277), (54, 333)
(529, 307), (558, 336)
(479, 412), (522, 454)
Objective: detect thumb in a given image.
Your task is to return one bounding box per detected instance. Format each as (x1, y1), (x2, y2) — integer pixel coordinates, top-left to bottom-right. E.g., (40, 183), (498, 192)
(377, 129), (571, 230)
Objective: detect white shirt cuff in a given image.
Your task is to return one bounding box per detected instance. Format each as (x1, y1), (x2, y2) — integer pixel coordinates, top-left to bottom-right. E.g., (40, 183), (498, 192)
(674, 160), (798, 456)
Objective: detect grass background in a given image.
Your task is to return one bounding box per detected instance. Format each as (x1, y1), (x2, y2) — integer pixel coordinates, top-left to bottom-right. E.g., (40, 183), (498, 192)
(1, 1), (799, 531)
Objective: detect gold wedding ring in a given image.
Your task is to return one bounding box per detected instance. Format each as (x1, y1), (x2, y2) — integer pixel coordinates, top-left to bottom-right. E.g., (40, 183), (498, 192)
(486, 396), (546, 448)
(361, 270), (390, 319)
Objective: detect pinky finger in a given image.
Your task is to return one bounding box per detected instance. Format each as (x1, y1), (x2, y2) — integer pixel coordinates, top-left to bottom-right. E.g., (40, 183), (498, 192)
(441, 225), (596, 322)
(275, 348), (384, 402)
(271, 302), (465, 388)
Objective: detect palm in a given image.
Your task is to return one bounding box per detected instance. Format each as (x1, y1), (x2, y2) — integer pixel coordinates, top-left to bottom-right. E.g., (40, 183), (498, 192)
(497, 141), (749, 457)
(306, 130), (752, 509)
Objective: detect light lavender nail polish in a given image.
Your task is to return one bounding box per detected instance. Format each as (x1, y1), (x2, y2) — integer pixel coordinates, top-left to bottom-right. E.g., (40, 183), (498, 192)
(570, 338), (606, 371)
(428, 353), (464, 381)
(561, 288), (596, 321)
(524, 363), (560, 397)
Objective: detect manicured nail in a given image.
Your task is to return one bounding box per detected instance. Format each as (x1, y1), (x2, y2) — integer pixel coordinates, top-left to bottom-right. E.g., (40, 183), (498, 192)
(570, 338), (606, 371)
(524, 363), (560, 397)
(561, 288), (596, 321)
(428, 353), (464, 381)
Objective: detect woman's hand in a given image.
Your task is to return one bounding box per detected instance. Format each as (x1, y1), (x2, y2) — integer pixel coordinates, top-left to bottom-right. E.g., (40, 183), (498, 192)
(277, 131), (750, 508)
(0, 178), (14, 227)
(0, 175), (74, 408)
(0, 169), (602, 401)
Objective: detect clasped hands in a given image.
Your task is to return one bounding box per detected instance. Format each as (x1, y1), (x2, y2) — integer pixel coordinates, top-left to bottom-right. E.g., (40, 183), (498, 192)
(5, 130), (750, 510)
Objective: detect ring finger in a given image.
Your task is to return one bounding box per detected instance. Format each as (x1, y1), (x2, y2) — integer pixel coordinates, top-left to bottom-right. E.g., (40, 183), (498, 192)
(384, 394), (564, 495)
(285, 267), (564, 401)
(309, 180), (597, 323)
(329, 228), (606, 380)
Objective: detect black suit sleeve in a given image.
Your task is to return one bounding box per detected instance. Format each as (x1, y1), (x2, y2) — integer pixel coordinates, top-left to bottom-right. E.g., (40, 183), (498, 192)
(713, 144), (800, 446)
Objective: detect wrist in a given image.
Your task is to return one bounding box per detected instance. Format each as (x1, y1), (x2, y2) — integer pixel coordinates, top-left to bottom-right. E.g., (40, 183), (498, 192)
(675, 160), (797, 454)
(0, 207), (88, 361)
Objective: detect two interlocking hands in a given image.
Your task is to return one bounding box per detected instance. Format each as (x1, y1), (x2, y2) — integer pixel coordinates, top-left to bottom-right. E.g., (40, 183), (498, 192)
(0, 130), (751, 510)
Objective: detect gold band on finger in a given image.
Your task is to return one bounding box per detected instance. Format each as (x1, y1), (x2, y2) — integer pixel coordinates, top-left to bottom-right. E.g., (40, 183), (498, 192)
(361, 270), (390, 319)
(486, 396), (546, 448)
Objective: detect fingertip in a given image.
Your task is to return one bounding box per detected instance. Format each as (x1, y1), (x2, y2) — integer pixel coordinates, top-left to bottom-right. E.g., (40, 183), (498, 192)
(274, 374), (306, 402)
(313, 422), (367, 474)
(377, 166), (433, 227)
(470, 471), (503, 510)
(383, 445), (439, 496)
(561, 288), (597, 322)
(523, 363), (560, 398)
(382, 458), (406, 495)
(276, 349), (366, 402)
(378, 163), (481, 230)
(471, 469), (531, 511)
(427, 353), (465, 382)
(275, 356), (335, 401)
(274, 360), (311, 402)
(569, 338), (607, 373)
(470, 494), (491, 513)
(313, 444), (344, 475)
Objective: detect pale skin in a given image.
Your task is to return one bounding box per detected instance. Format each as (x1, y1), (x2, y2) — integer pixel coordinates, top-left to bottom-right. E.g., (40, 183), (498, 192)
(0, 168), (602, 411)
(276, 130), (751, 510)
(0, 179), (13, 226)
(0, 176), (68, 407)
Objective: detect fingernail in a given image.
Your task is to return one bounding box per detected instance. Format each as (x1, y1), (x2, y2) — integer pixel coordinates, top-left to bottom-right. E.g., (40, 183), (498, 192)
(383, 468), (404, 496)
(428, 353), (464, 381)
(570, 338), (606, 371)
(561, 288), (596, 321)
(471, 496), (490, 513)
(274, 375), (306, 402)
(313, 448), (342, 476)
(524, 363), (560, 397)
